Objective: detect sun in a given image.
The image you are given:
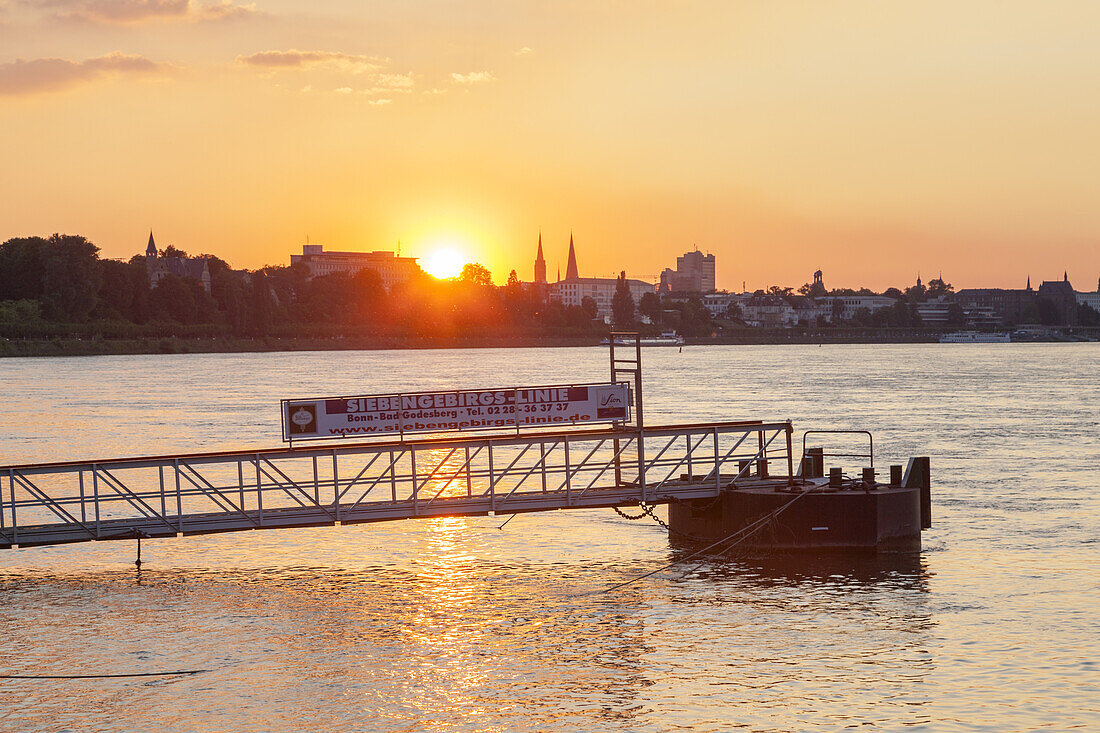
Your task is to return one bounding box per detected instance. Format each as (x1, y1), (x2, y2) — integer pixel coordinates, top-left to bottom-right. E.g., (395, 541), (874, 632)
(422, 247), (467, 279)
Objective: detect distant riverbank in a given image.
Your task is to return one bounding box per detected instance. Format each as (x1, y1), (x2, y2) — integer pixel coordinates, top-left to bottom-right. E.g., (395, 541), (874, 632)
(0, 335), (604, 358)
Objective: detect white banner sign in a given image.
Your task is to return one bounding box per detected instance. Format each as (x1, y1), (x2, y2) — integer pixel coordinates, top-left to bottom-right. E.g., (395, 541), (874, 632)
(282, 383), (631, 441)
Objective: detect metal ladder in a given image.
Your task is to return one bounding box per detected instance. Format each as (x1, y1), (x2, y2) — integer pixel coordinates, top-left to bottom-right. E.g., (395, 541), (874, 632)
(608, 332), (645, 491)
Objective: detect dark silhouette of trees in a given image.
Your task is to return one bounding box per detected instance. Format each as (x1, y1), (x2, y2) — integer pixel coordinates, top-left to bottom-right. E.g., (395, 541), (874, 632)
(0, 234), (102, 321)
(612, 271), (634, 327)
(459, 263), (492, 287)
(927, 277), (954, 298)
(638, 291), (661, 325)
(96, 259), (149, 322)
(946, 304), (966, 328)
(1079, 303), (1100, 327)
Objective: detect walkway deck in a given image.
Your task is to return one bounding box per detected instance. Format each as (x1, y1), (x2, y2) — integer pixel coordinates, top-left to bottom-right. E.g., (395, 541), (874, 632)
(1, 421), (793, 549)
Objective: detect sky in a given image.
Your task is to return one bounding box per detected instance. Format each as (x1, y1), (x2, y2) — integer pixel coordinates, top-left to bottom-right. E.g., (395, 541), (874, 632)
(1, 0), (1098, 291)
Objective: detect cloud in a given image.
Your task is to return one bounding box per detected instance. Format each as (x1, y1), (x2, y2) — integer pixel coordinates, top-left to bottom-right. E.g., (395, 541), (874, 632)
(368, 98), (390, 106)
(243, 49), (415, 97)
(450, 71), (495, 85)
(237, 49), (382, 73)
(24, 0), (256, 24)
(0, 52), (162, 96)
(514, 47), (532, 56)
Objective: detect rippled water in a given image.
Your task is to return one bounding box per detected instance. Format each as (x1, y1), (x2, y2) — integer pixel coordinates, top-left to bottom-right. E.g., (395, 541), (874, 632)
(0, 345), (1096, 732)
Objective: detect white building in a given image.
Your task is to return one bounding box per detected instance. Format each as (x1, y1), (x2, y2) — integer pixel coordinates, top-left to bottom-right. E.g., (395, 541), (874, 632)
(290, 244), (421, 291)
(550, 277), (654, 321)
(740, 296), (797, 327)
(818, 295), (896, 321)
(702, 292), (738, 318)
(1076, 280), (1100, 312)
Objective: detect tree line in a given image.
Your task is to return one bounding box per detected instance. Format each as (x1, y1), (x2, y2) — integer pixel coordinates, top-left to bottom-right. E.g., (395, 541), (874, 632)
(0, 234), (700, 339)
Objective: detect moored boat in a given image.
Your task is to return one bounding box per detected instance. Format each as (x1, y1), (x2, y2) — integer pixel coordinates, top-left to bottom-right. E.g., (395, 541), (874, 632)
(939, 331), (1011, 343)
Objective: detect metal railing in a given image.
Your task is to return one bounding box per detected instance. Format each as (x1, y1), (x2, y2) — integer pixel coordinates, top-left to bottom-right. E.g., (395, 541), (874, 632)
(0, 421), (794, 549)
(801, 430), (874, 476)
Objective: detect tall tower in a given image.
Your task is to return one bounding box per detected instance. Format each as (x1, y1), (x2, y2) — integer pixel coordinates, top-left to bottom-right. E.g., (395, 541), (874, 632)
(534, 231), (547, 283)
(565, 232), (579, 281)
(146, 230), (157, 259)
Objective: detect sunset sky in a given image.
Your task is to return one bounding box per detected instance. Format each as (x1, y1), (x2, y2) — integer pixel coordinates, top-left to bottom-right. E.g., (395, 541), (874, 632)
(1, 1), (1098, 290)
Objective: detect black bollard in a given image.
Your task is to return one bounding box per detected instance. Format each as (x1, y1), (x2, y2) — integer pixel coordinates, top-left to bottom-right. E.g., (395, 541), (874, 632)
(903, 457), (932, 528)
(829, 467), (843, 488)
(807, 447), (824, 479)
(890, 464), (903, 486)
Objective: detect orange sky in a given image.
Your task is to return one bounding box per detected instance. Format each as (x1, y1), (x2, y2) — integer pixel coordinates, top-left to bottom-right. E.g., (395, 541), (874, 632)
(1, 1), (1098, 291)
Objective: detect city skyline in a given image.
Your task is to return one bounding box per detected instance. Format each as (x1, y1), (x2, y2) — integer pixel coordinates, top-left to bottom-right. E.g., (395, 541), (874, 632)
(2, 2), (1099, 289)
(92, 227), (1100, 294)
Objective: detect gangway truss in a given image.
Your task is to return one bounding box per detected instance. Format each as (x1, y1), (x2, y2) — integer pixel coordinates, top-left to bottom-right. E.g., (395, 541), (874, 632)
(0, 420), (794, 549)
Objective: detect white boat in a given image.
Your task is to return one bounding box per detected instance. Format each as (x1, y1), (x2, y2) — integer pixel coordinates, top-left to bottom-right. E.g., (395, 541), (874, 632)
(939, 331), (1012, 343)
(601, 331), (685, 347)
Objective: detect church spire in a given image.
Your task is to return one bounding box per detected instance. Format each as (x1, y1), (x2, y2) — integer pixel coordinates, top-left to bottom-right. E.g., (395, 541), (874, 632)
(1027, 275), (1031, 291)
(534, 230), (546, 283)
(146, 230), (157, 258)
(565, 231), (579, 280)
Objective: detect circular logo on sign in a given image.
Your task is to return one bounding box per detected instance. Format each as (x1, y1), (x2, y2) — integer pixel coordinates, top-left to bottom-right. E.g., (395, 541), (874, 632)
(292, 407), (314, 426)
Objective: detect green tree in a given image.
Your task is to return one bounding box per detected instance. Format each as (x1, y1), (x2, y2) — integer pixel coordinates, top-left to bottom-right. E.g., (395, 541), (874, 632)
(612, 271), (635, 327)
(0, 299), (42, 323)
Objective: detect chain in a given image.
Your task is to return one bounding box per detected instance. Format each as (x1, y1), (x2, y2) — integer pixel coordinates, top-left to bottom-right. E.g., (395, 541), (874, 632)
(612, 505), (649, 520)
(612, 499), (712, 542)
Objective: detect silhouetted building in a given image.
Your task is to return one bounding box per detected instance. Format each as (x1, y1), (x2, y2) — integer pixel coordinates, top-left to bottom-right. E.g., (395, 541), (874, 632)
(145, 231), (211, 292)
(547, 234), (652, 319)
(565, 233), (579, 281)
(956, 280), (1037, 325)
(659, 249), (716, 294)
(534, 232), (547, 284)
(290, 244), (420, 290)
(1037, 273), (1078, 326)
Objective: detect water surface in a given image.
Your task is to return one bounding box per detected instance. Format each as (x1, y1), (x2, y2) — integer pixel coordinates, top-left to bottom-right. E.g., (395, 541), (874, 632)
(0, 345), (1096, 731)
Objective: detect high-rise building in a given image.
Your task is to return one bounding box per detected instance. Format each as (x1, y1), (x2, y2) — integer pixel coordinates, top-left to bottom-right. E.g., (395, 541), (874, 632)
(659, 249), (716, 294)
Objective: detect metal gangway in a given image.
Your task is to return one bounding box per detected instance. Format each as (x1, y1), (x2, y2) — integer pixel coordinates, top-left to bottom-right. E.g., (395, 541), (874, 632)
(0, 420), (794, 550)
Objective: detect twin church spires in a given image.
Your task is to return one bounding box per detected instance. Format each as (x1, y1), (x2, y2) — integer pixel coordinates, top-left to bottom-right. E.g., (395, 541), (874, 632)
(533, 230), (578, 284)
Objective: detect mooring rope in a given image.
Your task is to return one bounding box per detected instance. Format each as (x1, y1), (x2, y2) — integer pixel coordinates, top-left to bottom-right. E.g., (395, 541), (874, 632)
(592, 488), (813, 596)
(1, 670), (208, 680)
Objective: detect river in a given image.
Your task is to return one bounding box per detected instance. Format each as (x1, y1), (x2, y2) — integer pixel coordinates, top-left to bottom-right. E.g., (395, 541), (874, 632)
(0, 344), (1096, 731)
